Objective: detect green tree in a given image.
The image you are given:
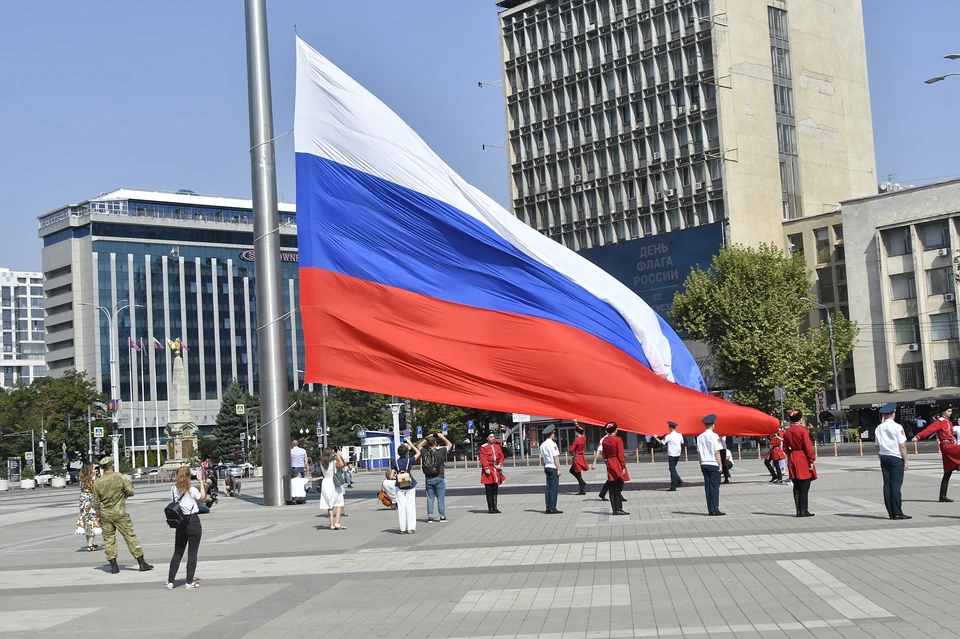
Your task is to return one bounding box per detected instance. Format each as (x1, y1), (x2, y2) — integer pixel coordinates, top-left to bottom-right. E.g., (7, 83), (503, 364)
(670, 243), (857, 415)
(0, 371), (105, 472)
(323, 387), (391, 446)
(213, 380), (257, 462)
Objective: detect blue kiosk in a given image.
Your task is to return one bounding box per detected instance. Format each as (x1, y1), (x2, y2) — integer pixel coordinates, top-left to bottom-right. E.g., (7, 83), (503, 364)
(356, 430), (395, 470)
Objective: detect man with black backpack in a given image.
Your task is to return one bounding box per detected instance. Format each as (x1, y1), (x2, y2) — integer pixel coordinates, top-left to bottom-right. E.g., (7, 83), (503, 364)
(417, 432), (453, 523)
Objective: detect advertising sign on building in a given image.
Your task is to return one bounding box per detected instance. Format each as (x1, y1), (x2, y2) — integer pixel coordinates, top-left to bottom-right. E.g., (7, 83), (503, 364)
(815, 389), (827, 413)
(577, 222), (724, 323)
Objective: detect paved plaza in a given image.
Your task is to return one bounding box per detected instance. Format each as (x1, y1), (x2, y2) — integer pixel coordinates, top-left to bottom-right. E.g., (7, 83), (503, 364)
(2, 449), (959, 639)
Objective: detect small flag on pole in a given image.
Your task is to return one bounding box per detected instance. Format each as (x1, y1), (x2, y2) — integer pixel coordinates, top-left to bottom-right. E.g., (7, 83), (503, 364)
(167, 339), (176, 349)
(153, 338), (163, 350)
(181, 341), (190, 352)
(129, 337), (141, 352)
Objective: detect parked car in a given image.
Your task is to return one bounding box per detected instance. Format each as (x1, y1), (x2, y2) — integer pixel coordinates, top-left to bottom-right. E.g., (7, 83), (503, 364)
(146, 468), (160, 477)
(67, 469), (80, 485)
(224, 465), (243, 478)
(35, 469), (55, 486)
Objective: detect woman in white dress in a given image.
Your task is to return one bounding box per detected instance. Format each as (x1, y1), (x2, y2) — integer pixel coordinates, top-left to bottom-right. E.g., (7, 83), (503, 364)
(318, 448), (346, 530)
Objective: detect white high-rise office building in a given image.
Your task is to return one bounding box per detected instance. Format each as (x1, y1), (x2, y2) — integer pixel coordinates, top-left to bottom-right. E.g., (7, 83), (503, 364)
(0, 267), (47, 387)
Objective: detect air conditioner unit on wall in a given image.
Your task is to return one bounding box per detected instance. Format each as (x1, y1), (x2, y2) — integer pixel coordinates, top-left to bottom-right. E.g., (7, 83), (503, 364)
(695, 182), (703, 190)
(946, 293), (956, 302)
(938, 248), (950, 257)
(907, 343), (920, 352)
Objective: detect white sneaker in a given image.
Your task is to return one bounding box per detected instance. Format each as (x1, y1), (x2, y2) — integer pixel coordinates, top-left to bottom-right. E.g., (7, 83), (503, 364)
(185, 581), (200, 589)
(163, 583), (174, 591)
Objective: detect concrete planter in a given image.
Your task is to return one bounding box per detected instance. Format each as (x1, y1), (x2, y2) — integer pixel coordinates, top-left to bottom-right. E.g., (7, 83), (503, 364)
(256, 467), (263, 478)
(0, 480), (9, 491)
(20, 479), (35, 490)
(123, 474), (133, 482)
(51, 477), (67, 488)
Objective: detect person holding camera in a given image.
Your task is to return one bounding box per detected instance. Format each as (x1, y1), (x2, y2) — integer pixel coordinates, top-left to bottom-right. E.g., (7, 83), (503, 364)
(417, 432), (452, 523)
(318, 447), (346, 530)
(392, 440), (421, 534)
(164, 466), (211, 590)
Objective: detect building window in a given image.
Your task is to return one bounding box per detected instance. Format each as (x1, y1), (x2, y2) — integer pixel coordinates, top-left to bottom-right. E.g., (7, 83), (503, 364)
(884, 228), (912, 256)
(813, 227), (830, 263)
(935, 359), (960, 387)
(833, 224), (843, 242)
(898, 363), (924, 390)
(920, 220), (950, 250)
(771, 48), (792, 79)
(894, 317), (920, 345)
(788, 233), (804, 256)
(816, 267), (835, 304)
(777, 123), (797, 155)
(928, 267), (955, 295)
(931, 312), (959, 341)
(773, 84), (793, 116)
(768, 7), (789, 39)
(890, 274), (917, 301)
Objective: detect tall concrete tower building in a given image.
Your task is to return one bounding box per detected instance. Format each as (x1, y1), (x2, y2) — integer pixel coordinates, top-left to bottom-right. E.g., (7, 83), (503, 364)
(495, 0), (877, 258)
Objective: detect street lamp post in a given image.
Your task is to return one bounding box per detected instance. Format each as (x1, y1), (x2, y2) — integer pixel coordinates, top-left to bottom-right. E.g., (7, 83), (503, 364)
(801, 297), (842, 411)
(80, 300), (133, 469)
(925, 54), (960, 84)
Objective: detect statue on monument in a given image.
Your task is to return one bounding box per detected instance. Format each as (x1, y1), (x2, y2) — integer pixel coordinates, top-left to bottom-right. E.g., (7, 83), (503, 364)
(163, 338), (198, 470)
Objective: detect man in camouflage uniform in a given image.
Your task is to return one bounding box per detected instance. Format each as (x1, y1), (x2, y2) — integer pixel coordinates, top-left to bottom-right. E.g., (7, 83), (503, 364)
(92, 456), (153, 574)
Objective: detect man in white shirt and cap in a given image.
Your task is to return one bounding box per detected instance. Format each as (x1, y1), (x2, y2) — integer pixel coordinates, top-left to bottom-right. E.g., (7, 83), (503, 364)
(655, 421), (684, 491)
(875, 402), (911, 520)
(697, 414), (725, 516)
(540, 425), (562, 514)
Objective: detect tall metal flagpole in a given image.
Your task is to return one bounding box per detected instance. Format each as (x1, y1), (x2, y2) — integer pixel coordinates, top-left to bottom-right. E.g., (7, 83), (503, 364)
(245, 0), (291, 506)
(153, 340), (161, 466)
(139, 340), (147, 467)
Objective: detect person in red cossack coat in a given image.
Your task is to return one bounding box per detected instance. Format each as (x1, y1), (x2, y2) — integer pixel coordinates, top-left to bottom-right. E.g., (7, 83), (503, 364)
(568, 422), (589, 495)
(479, 431), (505, 514)
(783, 410), (816, 517)
(601, 422), (629, 516)
(912, 407), (960, 502)
(765, 429), (786, 483)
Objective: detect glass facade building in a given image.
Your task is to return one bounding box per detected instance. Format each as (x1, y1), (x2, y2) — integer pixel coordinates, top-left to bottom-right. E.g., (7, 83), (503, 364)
(38, 189), (301, 456)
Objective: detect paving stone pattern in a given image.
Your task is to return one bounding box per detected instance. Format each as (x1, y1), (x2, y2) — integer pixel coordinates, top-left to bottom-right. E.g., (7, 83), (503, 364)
(1, 453), (958, 638)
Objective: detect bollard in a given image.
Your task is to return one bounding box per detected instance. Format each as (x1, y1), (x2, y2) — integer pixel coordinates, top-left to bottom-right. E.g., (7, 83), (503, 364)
(513, 453), (517, 467)
(757, 444), (761, 460)
(636, 448), (640, 463)
(685, 448), (688, 462)
(834, 441), (838, 457)
(859, 440), (863, 455)
(938, 440), (941, 453)
(565, 453), (569, 466)
(737, 444), (742, 461)
(453, 457), (457, 469)
(914, 441), (919, 455)
(650, 450), (654, 463)
(538, 454), (542, 467)
(526, 454), (529, 467)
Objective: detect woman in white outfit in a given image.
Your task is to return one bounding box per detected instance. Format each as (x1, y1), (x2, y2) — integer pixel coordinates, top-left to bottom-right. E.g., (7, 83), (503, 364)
(393, 441), (421, 534)
(318, 448), (346, 530)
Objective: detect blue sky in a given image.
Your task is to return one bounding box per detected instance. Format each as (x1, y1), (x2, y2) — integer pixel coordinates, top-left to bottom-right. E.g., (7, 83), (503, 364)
(1, 1), (958, 272)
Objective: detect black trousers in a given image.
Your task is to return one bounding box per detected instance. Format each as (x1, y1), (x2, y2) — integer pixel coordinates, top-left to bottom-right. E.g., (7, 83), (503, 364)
(599, 479), (611, 499)
(764, 458), (782, 481)
(668, 455), (681, 487)
(701, 465), (721, 514)
(793, 478), (811, 514)
(484, 483), (499, 511)
(941, 471), (953, 499)
(880, 455), (904, 518)
(721, 455), (731, 481)
(168, 514), (202, 584)
(570, 467), (586, 492)
(609, 478), (624, 513)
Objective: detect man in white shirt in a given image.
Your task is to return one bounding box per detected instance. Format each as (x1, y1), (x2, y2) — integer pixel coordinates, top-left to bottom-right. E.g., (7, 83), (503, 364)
(290, 440), (307, 477)
(875, 402), (910, 520)
(290, 472), (309, 505)
(656, 421), (684, 491)
(697, 414), (725, 516)
(540, 425), (562, 514)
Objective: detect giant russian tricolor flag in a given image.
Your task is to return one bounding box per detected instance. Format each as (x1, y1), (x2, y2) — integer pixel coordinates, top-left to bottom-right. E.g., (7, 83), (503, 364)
(294, 38), (777, 437)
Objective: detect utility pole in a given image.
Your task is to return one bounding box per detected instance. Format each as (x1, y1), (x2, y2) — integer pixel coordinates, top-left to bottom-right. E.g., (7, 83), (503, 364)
(245, 0), (291, 505)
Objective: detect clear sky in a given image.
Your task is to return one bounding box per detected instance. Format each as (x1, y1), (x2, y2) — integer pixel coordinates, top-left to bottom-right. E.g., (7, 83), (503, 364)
(1, 0), (958, 273)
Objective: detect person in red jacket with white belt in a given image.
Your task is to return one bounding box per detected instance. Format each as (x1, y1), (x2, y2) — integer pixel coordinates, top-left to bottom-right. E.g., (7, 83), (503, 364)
(601, 422), (629, 516)
(568, 422), (589, 495)
(765, 429), (786, 483)
(783, 410), (816, 517)
(479, 431), (505, 514)
(912, 407), (960, 502)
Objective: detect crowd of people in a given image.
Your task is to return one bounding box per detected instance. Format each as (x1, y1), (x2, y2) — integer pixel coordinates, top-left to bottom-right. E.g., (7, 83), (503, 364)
(73, 401), (953, 590)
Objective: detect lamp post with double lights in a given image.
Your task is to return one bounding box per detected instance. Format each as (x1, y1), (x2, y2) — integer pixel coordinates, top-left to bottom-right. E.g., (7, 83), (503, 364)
(80, 300), (135, 469)
(925, 54), (960, 85)
(800, 297), (842, 411)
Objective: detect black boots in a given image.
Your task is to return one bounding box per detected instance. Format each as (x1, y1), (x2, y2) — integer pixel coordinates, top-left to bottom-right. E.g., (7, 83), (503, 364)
(137, 556), (154, 572)
(109, 559), (120, 574)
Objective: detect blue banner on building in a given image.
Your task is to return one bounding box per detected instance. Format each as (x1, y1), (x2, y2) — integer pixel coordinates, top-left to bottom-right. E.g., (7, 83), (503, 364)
(578, 222), (724, 324)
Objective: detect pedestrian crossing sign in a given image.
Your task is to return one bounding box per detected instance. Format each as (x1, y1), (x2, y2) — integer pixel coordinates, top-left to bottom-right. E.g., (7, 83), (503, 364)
(235, 404), (245, 415)
(93, 426), (104, 439)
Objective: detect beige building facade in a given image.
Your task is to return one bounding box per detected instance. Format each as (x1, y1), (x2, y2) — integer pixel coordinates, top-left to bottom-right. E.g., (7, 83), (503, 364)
(843, 180), (960, 409)
(496, 0), (877, 252)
